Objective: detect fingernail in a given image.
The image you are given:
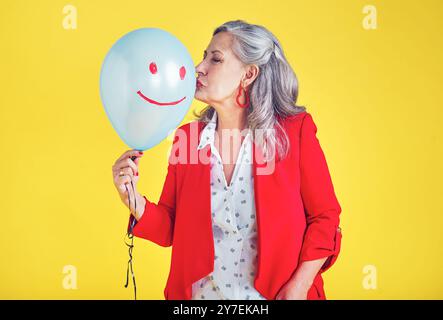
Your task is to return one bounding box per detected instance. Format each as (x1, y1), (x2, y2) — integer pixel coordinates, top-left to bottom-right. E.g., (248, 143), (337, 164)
(136, 172), (139, 176)
(139, 151), (143, 154)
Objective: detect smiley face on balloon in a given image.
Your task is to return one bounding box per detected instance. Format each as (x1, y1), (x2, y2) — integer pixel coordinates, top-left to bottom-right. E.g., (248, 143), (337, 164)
(136, 62), (187, 106)
(100, 28), (196, 150)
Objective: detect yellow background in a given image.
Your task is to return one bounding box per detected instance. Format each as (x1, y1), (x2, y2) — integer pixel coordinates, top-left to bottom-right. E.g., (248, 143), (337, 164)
(1, 0), (442, 299)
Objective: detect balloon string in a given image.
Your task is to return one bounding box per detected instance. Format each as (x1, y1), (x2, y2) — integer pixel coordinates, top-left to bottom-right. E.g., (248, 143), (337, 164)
(124, 180), (137, 301)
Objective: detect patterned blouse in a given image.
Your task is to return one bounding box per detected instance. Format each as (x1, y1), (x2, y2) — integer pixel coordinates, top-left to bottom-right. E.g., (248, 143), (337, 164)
(191, 110), (267, 300)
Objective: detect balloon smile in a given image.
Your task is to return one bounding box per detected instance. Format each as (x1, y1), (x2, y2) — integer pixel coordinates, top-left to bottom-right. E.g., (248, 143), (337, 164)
(136, 90), (186, 106)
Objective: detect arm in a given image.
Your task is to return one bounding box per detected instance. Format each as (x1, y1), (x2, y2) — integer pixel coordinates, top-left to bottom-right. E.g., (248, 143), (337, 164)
(126, 133), (180, 248)
(297, 113), (342, 275)
(276, 254), (330, 299)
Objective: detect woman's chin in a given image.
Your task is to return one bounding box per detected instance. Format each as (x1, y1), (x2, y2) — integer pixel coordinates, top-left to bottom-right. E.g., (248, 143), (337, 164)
(194, 93), (207, 104)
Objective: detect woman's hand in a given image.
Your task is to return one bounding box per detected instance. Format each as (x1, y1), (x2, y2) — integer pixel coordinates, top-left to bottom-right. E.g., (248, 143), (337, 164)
(275, 279), (310, 300)
(112, 149), (144, 219)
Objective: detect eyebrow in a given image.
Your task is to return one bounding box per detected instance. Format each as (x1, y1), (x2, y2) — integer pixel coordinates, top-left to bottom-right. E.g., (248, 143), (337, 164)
(203, 50), (223, 55)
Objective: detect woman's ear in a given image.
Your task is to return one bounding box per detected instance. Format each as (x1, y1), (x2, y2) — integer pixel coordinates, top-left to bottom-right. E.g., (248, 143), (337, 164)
(243, 64), (259, 87)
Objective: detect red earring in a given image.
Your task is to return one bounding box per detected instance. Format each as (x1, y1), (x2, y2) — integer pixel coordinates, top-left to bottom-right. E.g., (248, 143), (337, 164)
(236, 83), (249, 108)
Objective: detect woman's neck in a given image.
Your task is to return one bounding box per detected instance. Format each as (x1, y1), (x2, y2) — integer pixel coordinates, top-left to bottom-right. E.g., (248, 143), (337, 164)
(215, 109), (248, 133)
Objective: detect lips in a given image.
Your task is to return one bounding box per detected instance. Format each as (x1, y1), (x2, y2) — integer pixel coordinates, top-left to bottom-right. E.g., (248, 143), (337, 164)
(196, 79), (205, 88)
(136, 90), (186, 106)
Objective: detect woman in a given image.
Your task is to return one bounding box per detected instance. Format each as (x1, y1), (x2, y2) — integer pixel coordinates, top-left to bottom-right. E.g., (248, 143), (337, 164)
(112, 20), (342, 300)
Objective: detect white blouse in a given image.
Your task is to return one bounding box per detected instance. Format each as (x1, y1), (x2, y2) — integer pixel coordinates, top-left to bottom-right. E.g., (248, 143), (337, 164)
(191, 110), (267, 300)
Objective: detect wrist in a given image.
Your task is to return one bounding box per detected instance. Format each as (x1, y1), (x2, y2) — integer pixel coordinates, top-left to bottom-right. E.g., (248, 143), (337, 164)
(135, 193), (146, 220)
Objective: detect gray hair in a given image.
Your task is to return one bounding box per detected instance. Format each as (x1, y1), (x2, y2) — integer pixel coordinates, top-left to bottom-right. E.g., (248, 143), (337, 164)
(193, 19), (306, 162)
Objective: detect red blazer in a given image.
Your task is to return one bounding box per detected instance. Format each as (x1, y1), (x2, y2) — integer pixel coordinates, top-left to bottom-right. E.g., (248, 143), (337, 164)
(127, 111), (342, 300)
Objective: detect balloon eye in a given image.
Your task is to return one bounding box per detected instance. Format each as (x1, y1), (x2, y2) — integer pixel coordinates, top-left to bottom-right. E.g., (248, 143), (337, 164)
(179, 66), (186, 80)
(149, 62), (157, 74)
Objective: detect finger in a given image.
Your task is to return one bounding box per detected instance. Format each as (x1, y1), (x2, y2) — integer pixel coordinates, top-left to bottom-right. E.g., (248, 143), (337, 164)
(113, 154), (142, 175)
(115, 170), (140, 187)
(120, 149), (144, 162)
(113, 156), (142, 175)
(115, 150), (133, 165)
(113, 169), (128, 184)
(114, 166), (135, 178)
(125, 158), (139, 175)
(115, 158), (139, 176)
(116, 175), (132, 189)
(115, 149), (144, 164)
(112, 155), (142, 174)
(117, 183), (127, 194)
(113, 165), (127, 177)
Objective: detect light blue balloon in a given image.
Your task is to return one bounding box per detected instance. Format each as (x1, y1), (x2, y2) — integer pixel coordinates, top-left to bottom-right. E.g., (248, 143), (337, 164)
(100, 28), (196, 151)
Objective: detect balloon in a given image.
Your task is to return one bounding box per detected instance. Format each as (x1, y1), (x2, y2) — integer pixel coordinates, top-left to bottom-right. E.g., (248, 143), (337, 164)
(100, 28), (196, 151)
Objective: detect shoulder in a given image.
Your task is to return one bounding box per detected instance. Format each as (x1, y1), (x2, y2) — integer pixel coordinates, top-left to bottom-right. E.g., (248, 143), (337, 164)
(281, 111), (314, 124)
(279, 111), (316, 135)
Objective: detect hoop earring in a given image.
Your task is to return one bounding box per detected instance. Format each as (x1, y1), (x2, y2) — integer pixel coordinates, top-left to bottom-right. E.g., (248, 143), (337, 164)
(235, 83), (249, 108)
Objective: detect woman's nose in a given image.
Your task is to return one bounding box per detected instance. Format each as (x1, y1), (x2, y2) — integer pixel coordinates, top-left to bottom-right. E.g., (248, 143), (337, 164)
(195, 61), (205, 75)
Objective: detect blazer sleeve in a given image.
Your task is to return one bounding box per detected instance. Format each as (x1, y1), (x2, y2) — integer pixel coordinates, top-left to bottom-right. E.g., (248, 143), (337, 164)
(298, 113), (342, 273)
(126, 131), (179, 248)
